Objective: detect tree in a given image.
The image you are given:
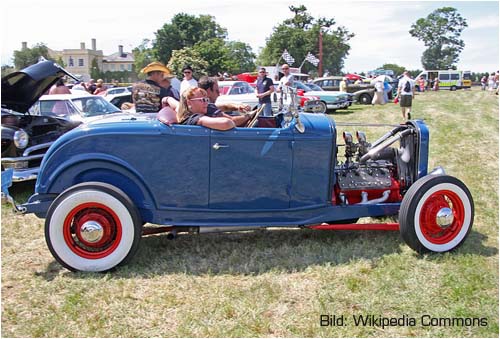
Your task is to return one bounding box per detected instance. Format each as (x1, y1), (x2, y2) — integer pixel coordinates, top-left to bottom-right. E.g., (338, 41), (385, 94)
(13, 43), (50, 69)
(154, 13), (227, 63)
(193, 39), (256, 75)
(166, 48), (209, 80)
(380, 63), (406, 77)
(1, 65), (15, 78)
(257, 5), (353, 75)
(409, 7), (467, 70)
(133, 39), (155, 78)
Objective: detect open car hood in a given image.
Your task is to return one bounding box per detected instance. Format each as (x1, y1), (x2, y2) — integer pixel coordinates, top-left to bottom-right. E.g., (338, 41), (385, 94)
(1, 60), (78, 113)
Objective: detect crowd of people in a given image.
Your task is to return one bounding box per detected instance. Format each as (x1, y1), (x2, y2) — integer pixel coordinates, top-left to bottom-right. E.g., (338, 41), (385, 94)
(129, 61), (299, 130)
(47, 60), (498, 129)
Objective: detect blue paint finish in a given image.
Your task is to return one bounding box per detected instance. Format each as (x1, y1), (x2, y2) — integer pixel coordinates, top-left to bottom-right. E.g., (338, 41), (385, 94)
(209, 127), (294, 209)
(24, 112), (419, 227)
(410, 120), (429, 178)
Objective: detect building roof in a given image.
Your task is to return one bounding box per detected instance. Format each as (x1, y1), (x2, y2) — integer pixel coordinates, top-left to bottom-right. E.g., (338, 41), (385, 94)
(104, 51), (134, 63)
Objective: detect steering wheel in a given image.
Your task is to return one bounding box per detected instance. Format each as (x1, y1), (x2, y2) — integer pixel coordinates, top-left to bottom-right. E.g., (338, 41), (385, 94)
(246, 104), (265, 128)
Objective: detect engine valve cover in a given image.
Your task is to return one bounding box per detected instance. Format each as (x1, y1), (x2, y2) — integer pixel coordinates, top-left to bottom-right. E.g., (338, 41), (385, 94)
(337, 162), (393, 190)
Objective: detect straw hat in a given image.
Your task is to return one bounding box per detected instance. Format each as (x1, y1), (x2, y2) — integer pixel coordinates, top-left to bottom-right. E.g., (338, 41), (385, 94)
(141, 61), (171, 74)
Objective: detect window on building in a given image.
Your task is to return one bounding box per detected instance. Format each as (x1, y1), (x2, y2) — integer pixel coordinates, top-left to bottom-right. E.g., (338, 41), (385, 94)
(128, 64), (132, 71)
(120, 64), (124, 71)
(78, 59), (84, 67)
(111, 64), (115, 71)
(69, 57), (74, 67)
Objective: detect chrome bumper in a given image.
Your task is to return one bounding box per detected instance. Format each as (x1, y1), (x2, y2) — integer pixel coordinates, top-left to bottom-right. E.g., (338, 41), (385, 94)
(1, 142), (52, 182)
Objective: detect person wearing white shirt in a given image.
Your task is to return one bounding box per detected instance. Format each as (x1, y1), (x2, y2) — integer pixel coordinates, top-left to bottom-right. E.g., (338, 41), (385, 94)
(180, 66), (198, 95)
(396, 71), (415, 120)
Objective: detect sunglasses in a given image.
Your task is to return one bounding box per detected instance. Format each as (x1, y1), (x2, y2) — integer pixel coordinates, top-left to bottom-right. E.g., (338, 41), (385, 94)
(189, 97), (210, 103)
(184, 71), (192, 74)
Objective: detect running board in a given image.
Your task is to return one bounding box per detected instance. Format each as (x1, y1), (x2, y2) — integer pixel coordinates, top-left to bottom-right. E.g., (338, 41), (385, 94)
(307, 223), (399, 231)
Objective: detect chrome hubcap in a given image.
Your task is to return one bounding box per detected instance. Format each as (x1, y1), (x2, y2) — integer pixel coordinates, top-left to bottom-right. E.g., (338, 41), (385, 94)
(80, 221), (104, 243)
(436, 207), (454, 228)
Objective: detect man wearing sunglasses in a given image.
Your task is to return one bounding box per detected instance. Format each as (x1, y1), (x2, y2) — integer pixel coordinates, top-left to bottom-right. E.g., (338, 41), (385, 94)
(180, 65), (198, 95)
(255, 67), (275, 117)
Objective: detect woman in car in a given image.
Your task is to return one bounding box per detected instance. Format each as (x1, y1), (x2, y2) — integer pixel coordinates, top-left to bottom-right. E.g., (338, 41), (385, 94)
(177, 87), (236, 130)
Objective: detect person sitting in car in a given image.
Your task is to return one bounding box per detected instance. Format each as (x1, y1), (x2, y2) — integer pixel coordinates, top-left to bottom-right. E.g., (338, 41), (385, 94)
(176, 87), (235, 131)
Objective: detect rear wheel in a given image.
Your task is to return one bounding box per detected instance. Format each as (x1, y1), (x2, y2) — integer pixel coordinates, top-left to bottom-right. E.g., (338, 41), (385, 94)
(45, 182), (142, 272)
(399, 175), (473, 253)
(317, 101), (327, 113)
(358, 93), (372, 105)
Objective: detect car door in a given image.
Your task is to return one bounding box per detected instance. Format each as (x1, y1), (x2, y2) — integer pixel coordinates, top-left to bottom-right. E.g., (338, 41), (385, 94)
(151, 124), (211, 209)
(209, 126), (294, 209)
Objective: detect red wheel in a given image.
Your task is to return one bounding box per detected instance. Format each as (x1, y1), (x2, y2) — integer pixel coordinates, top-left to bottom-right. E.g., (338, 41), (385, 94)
(399, 175), (474, 253)
(45, 182), (141, 272)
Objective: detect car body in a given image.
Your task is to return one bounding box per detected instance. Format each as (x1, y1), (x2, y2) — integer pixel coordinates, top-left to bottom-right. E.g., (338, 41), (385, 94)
(304, 82), (354, 108)
(104, 92), (133, 110)
(313, 76), (376, 105)
(216, 81), (259, 109)
(292, 81), (350, 110)
(1, 60), (82, 182)
(105, 87), (131, 96)
(30, 93), (121, 123)
(218, 81), (325, 114)
(3, 81), (475, 272)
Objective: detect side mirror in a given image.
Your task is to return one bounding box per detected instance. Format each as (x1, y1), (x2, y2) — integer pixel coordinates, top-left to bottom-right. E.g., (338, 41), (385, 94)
(297, 89), (304, 96)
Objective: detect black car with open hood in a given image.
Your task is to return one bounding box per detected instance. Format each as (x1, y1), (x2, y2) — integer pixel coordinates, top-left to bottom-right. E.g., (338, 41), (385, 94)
(1, 60), (82, 182)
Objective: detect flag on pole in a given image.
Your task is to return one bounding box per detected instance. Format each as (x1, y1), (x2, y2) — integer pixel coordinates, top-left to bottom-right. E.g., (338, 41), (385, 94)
(305, 52), (320, 67)
(281, 49), (295, 65)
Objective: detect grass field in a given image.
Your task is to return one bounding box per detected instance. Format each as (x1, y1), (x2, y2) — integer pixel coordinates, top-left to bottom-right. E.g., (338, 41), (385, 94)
(1, 87), (498, 337)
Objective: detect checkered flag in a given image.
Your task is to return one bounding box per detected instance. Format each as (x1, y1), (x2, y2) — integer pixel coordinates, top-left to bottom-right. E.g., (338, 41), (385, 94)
(305, 52), (320, 67)
(281, 49), (295, 65)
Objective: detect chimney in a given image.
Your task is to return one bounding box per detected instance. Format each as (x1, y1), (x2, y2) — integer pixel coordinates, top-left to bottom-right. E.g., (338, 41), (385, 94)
(119, 45), (124, 57)
(22, 42), (27, 50)
(80, 42), (85, 50)
(92, 38), (96, 51)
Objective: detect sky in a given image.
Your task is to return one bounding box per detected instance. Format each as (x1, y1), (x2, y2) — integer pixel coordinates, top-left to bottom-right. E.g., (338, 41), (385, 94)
(1, 0), (498, 73)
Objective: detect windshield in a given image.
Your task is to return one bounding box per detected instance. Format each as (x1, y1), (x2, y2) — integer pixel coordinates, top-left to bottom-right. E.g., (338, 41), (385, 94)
(304, 83), (324, 91)
(293, 81), (312, 91)
(72, 97), (121, 117)
(32, 97), (120, 119)
(220, 82), (254, 95)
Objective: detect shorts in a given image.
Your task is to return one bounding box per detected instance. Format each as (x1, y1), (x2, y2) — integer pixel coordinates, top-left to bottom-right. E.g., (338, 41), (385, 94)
(400, 95), (412, 108)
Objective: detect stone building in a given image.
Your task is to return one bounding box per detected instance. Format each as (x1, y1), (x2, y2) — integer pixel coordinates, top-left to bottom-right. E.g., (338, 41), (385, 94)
(22, 38), (135, 82)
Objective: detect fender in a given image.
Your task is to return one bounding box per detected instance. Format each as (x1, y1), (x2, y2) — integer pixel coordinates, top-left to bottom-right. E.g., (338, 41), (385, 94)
(36, 153), (156, 221)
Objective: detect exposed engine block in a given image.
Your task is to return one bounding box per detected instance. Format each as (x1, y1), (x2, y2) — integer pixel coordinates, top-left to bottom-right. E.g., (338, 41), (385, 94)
(337, 161), (393, 190)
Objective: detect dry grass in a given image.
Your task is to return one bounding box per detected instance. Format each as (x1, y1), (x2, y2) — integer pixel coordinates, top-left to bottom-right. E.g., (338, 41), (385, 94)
(1, 87), (498, 337)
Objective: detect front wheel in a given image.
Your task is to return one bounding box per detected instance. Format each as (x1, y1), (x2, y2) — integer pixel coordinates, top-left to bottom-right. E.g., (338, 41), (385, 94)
(45, 182), (142, 272)
(399, 175), (474, 253)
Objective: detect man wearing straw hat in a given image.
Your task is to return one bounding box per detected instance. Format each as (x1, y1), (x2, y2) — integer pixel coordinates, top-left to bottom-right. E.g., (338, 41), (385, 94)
(132, 61), (176, 113)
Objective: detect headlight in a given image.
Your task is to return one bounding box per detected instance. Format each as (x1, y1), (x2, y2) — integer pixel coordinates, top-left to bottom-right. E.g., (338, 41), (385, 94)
(13, 129), (29, 149)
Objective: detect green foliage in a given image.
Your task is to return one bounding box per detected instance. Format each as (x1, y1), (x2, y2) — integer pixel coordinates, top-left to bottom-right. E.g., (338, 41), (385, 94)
(153, 13), (227, 63)
(167, 48), (209, 80)
(1, 65), (15, 78)
(13, 43), (50, 69)
(409, 7), (467, 69)
(257, 5), (354, 75)
(380, 63), (406, 77)
(133, 39), (155, 78)
(193, 39), (256, 76)
(90, 58), (101, 80)
(223, 41), (256, 74)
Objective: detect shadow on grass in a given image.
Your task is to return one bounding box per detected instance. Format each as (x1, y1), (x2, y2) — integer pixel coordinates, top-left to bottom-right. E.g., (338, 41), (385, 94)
(123, 228), (406, 276)
(37, 227), (495, 279)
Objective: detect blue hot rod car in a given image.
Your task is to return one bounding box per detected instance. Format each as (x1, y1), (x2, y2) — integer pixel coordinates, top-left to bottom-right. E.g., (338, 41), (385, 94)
(2, 64), (474, 273)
